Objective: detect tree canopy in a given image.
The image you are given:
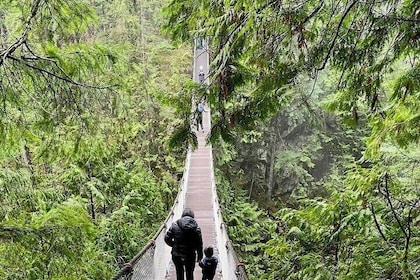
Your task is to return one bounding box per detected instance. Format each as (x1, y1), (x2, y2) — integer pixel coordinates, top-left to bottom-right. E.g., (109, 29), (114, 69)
(164, 0), (419, 149)
(0, 0), (418, 279)
(1, 0), (190, 278)
(164, 0), (419, 279)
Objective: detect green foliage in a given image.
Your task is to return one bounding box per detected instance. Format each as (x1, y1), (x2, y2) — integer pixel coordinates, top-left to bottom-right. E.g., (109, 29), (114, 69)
(168, 0), (420, 278)
(0, 198), (111, 280)
(1, 0), (188, 278)
(260, 162), (419, 279)
(216, 170), (273, 279)
(215, 132), (419, 279)
(163, 0), (419, 148)
(366, 64), (420, 156)
(161, 80), (204, 150)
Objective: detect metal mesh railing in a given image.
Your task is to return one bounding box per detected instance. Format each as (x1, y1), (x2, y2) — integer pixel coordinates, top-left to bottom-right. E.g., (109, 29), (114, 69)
(111, 146), (249, 280)
(209, 148), (249, 280)
(111, 148), (192, 280)
(110, 135), (249, 280)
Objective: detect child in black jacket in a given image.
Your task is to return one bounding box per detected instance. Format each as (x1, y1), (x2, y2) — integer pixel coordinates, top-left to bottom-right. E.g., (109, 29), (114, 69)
(199, 246), (218, 280)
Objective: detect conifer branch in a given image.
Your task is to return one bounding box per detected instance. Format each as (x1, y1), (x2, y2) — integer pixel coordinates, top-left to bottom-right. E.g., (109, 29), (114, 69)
(317, 0), (358, 71)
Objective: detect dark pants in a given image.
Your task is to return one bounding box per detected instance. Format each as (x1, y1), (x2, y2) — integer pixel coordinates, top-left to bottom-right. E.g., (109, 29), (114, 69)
(172, 255), (196, 280)
(202, 272), (215, 280)
(202, 269), (216, 280)
(196, 114), (203, 131)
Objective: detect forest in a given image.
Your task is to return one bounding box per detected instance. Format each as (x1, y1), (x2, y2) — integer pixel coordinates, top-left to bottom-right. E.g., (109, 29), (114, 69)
(1, 0), (419, 279)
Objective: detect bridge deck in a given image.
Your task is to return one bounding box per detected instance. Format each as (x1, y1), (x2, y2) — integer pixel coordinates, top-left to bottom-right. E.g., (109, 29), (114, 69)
(165, 44), (222, 279)
(111, 39), (248, 280)
(165, 111), (222, 280)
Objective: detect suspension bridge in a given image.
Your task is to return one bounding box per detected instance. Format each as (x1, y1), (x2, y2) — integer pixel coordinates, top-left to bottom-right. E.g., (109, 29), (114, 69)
(111, 40), (248, 280)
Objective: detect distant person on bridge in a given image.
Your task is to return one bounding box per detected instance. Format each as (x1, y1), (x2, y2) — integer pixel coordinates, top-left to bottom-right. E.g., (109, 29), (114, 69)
(196, 37), (205, 49)
(165, 208), (203, 280)
(195, 100), (205, 132)
(199, 246), (218, 280)
(198, 65), (205, 84)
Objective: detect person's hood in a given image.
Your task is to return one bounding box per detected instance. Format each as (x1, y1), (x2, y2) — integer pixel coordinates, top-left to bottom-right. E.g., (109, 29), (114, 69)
(177, 216), (198, 231)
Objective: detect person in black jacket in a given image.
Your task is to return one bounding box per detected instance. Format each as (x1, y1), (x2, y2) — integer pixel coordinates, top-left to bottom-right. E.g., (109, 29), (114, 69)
(199, 246), (218, 280)
(165, 208), (203, 280)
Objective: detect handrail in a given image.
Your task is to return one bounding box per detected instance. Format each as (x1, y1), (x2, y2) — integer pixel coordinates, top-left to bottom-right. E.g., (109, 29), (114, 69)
(111, 147), (192, 279)
(210, 145), (249, 280)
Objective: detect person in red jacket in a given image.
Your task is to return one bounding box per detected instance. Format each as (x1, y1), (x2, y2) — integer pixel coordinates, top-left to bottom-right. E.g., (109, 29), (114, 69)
(165, 208), (203, 280)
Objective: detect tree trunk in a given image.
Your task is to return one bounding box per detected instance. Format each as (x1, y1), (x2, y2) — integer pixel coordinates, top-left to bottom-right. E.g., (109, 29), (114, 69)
(87, 164), (95, 220)
(249, 170), (254, 200)
(23, 143), (36, 187)
(266, 140), (276, 208)
(266, 117), (281, 209)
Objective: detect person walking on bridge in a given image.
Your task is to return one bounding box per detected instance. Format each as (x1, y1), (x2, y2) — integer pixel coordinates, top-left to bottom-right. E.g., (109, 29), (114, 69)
(195, 100), (205, 132)
(198, 65), (205, 84)
(165, 208), (203, 280)
(199, 245), (218, 280)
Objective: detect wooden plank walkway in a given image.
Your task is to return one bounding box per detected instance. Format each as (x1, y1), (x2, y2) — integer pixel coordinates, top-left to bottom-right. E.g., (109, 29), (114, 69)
(165, 42), (222, 280)
(165, 105), (222, 280)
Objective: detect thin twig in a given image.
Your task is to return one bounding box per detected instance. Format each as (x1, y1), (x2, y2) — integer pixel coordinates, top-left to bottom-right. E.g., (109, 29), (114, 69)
(382, 173), (408, 238)
(369, 202), (388, 243)
(317, 0), (358, 71)
(8, 55), (111, 90)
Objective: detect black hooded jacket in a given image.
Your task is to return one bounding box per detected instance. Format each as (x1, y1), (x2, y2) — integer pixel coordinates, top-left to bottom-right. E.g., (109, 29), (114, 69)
(164, 216), (203, 260)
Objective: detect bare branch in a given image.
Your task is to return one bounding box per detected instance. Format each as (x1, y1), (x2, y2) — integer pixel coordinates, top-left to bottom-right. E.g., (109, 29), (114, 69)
(0, 0), (42, 65)
(8, 55), (111, 90)
(369, 202), (388, 243)
(302, 2), (325, 24)
(382, 172), (408, 238)
(317, 0), (358, 71)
